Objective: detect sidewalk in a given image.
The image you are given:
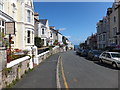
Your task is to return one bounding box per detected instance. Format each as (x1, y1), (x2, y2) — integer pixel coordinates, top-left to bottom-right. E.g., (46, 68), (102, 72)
(13, 53), (60, 88)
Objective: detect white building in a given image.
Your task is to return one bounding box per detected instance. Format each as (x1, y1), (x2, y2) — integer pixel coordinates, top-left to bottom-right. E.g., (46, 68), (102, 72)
(39, 19), (50, 46)
(0, 0), (35, 50)
(58, 32), (63, 45)
(0, 0), (35, 69)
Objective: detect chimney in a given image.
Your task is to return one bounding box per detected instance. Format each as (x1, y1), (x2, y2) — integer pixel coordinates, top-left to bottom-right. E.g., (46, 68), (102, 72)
(50, 26), (55, 30)
(107, 8), (112, 16)
(34, 12), (39, 20)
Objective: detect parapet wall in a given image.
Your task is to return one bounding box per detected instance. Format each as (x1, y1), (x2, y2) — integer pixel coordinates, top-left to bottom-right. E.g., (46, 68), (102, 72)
(0, 46), (66, 89)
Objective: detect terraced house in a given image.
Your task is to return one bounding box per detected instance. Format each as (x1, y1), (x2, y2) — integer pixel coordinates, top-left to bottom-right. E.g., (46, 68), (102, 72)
(39, 19), (50, 46)
(97, 0), (120, 49)
(0, 0), (35, 50)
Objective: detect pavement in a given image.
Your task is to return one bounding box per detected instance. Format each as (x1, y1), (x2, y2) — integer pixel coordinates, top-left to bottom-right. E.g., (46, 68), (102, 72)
(13, 53), (60, 88)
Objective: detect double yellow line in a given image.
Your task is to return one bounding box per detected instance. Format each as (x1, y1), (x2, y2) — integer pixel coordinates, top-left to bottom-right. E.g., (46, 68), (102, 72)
(60, 56), (69, 90)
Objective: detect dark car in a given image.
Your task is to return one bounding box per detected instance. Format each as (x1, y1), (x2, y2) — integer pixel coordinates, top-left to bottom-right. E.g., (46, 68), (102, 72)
(87, 50), (102, 60)
(81, 49), (90, 57)
(76, 48), (83, 55)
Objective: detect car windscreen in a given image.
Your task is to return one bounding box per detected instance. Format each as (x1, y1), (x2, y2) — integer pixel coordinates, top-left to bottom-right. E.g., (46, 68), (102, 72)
(111, 53), (120, 58)
(93, 51), (102, 55)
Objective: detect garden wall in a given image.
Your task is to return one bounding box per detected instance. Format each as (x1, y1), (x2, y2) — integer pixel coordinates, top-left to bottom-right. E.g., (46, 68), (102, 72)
(0, 46), (66, 89)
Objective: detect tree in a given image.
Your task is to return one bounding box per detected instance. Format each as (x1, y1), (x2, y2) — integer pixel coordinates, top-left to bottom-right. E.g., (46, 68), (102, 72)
(79, 42), (87, 49)
(34, 37), (44, 48)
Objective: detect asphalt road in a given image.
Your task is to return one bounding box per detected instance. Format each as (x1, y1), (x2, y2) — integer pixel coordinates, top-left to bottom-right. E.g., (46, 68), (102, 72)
(13, 50), (119, 89)
(13, 53), (59, 88)
(60, 51), (119, 88)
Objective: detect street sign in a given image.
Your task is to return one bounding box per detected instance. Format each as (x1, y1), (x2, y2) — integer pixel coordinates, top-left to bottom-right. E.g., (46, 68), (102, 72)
(5, 22), (15, 35)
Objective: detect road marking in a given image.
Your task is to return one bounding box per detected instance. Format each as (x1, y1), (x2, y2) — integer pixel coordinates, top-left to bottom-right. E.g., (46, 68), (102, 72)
(56, 56), (61, 89)
(60, 57), (69, 90)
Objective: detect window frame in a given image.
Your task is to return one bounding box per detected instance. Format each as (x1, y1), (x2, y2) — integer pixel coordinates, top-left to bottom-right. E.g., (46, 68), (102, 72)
(27, 30), (31, 44)
(42, 28), (44, 35)
(27, 10), (31, 22)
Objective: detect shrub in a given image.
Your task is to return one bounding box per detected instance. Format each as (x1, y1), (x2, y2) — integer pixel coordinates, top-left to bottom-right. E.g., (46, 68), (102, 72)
(34, 37), (44, 48)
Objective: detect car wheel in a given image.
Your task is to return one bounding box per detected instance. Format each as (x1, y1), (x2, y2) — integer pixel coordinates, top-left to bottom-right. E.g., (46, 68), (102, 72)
(99, 59), (103, 63)
(93, 57), (95, 61)
(112, 63), (117, 69)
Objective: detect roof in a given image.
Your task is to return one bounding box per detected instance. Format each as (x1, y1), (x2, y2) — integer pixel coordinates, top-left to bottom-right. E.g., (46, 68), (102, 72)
(39, 19), (48, 25)
(34, 12), (39, 16)
(58, 32), (62, 35)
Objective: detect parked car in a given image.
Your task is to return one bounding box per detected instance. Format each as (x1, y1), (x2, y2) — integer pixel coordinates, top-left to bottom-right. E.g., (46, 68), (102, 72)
(99, 52), (120, 68)
(87, 50), (102, 60)
(76, 48), (83, 55)
(81, 49), (90, 57)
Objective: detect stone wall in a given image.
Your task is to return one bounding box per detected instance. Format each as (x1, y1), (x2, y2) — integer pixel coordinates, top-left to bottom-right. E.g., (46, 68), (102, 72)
(0, 47), (7, 89)
(0, 46), (65, 89)
(36, 46), (65, 65)
(1, 58), (30, 88)
(0, 47), (7, 71)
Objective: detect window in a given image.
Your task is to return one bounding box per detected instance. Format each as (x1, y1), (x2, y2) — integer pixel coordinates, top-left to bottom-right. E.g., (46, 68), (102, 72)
(0, 0), (3, 10)
(103, 44), (105, 48)
(12, 3), (16, 18)
(114, 16), (116, 23)
(32, 31), (34, 43)
(2, 28), (4, 35)
(111, 53), (120, 58)
(42, 29), (44, 34)
(102, 53), (106, 57)
(27, 31), (30, 43)
(103, 34), (105, 41)
(106, 53), (111, 58)
(51, 33), (52, 37)
(0, 20), (5, 47)
(27, 10), (31, 22)
(113, 27), (117, 36)
(2, 20), (4, 26)
(0, 20), (5, 35)
(42, 39), (44, 44)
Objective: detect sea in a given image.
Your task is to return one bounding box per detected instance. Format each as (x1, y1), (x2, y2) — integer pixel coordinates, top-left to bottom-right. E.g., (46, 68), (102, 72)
(74, 45), (80, 49)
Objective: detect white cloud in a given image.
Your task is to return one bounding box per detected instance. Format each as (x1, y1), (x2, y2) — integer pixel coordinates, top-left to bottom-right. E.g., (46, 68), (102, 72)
(59, 28), (66, 31)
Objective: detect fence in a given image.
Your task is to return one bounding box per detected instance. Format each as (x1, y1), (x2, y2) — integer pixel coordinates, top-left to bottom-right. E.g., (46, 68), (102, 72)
(0, 46), (66, 89)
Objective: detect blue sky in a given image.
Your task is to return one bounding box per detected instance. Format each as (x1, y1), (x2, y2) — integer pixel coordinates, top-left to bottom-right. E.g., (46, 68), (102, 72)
(33, 2), (113, 45)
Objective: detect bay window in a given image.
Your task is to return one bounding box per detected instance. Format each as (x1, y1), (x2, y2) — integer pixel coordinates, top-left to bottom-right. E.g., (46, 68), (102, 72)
(27, 10), (31, 22)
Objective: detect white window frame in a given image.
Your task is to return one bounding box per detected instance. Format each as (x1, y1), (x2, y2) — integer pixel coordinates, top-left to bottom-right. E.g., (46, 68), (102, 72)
(27, 30), (31, 44)
(27, 10), (31, 22)
(0, 0), (3, 10)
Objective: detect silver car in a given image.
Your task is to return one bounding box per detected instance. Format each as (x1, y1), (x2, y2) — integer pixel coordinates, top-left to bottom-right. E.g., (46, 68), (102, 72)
(99, 52), (120, 68)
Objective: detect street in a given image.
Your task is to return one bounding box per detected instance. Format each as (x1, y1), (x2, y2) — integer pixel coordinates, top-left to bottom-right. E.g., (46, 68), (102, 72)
(13, 51), (119, 88)
(60, 51), (118, 88)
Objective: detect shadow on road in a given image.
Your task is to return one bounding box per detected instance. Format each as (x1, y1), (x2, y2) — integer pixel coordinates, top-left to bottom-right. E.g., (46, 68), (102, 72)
(74, 51), (120, 70)
(93, 61), (120, 70)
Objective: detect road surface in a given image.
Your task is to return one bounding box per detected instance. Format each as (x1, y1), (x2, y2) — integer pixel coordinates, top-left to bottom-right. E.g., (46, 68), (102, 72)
(60, 51), (118, 88)
(13, 51), (119, 89)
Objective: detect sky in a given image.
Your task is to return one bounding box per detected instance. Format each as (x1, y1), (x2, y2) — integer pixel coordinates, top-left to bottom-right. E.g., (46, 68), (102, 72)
(33, 2), (113, 45)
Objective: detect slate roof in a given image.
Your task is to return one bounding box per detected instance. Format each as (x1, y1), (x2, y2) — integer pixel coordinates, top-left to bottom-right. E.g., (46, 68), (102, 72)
(39, 19), (48, 25)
